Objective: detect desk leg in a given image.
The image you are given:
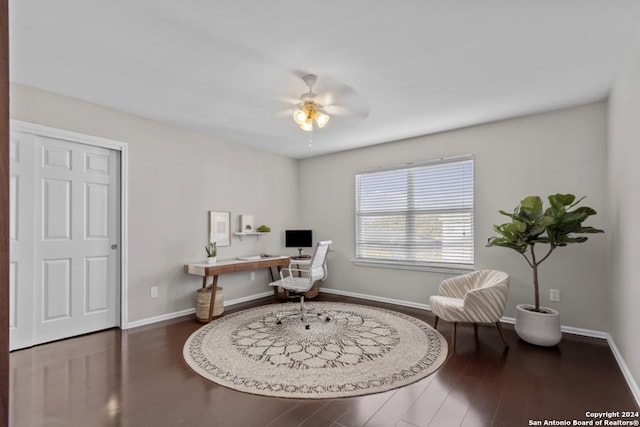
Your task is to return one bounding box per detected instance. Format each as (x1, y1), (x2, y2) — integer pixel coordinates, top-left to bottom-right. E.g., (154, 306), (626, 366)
(207, 275), (219, 322)
(201, 276), (208, 289)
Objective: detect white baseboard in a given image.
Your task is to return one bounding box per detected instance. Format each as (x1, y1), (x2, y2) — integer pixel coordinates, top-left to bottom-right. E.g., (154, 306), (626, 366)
(318, 287), (431, 311)
(606, 334), (640, 407)
(126, 307), (196, 329)
(224, 290), (274, 306)
(125, 290), (274, 329)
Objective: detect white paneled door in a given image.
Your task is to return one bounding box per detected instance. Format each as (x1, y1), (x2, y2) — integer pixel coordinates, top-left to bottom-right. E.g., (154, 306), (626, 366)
(10, 129), (121, 350)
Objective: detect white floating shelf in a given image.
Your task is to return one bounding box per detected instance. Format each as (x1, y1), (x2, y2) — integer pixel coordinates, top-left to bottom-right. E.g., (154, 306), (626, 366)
(233, 232), (270, 241)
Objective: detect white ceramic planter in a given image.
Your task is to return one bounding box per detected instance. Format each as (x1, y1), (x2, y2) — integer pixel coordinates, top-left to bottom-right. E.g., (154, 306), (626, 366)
(514, 304), (562, 346)
(206, 256), (217, 265)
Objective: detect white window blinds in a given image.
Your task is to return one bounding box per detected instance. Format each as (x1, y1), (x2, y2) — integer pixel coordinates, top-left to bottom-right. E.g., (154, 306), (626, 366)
(355, 156), (474, 269)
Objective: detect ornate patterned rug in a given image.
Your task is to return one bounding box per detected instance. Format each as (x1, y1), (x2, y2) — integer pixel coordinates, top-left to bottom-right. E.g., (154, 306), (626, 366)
(183, 301), (448, 399)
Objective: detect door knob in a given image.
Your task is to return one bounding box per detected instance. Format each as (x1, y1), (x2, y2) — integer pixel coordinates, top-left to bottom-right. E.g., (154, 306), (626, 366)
(111, 244), (118, 250)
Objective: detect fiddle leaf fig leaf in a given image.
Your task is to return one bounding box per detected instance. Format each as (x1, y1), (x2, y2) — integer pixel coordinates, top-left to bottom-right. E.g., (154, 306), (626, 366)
(519, 196), (543, 221)
(549, 193), (575, 211)
(578, 226), (605, 234)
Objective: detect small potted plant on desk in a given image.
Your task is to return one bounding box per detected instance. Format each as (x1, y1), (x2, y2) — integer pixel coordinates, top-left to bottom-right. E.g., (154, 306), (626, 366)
(486, 194), (603, 346)
(205, 242), (217, 264)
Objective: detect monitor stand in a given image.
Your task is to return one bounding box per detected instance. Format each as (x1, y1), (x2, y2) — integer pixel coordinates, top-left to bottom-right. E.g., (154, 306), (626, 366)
(293, 248), (311, 260)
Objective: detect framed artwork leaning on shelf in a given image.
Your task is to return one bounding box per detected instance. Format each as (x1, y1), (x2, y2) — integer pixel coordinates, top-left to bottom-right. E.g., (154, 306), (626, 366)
(240, 214), (254, 232)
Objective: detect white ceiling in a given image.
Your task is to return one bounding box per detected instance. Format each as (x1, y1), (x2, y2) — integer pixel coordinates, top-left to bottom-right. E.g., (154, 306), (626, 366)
(9, 1), (640, 159)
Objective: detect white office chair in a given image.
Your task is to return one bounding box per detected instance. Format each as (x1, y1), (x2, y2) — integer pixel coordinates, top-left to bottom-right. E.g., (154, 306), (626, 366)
(269, 240), (332, 329)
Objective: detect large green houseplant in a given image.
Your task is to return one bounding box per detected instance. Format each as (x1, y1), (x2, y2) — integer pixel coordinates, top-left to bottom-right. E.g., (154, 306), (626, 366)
(487, 194), (604, 345)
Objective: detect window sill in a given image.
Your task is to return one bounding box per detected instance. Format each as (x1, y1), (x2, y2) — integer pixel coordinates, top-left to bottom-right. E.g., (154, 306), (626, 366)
(351, 258), (474, 275)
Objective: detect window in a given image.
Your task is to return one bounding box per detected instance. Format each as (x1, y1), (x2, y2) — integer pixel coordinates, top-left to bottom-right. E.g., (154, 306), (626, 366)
(355, 156), (474, 271)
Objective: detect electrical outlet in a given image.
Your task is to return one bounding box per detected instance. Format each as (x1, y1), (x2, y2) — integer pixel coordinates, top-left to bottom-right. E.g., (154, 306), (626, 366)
(550, 289), (560, 302)
(151, 286), (159, 298)
(250, 272), (255, 281)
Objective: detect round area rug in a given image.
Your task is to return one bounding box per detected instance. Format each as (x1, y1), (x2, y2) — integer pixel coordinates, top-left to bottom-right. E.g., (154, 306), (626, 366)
(183, 301), (448, 399)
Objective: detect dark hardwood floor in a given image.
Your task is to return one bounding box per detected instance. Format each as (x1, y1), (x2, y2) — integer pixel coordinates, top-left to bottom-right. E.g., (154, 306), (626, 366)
(9, 293), (639, 427)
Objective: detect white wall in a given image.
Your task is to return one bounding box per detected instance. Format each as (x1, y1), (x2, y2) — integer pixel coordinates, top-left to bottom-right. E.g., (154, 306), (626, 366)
(10, 83), (299, 323)
(299, 103), (609, 331)
(608, 28), (640, 396)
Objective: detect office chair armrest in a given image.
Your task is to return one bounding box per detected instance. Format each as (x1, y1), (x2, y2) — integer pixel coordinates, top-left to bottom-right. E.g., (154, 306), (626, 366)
(279, 266), (309, 280)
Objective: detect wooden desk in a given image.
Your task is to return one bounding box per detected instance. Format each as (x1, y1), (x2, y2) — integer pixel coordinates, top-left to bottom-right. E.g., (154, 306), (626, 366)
(184, 256), (290, 322)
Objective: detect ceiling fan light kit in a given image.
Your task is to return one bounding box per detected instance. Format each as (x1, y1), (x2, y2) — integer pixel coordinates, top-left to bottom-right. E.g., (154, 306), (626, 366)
(293, 74), (330, 132)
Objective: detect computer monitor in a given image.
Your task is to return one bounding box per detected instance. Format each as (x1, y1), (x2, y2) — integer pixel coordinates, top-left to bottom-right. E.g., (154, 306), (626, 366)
(285, 229), (313, 256)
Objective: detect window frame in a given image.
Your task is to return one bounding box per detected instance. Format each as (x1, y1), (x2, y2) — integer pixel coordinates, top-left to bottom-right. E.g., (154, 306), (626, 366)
(353, 155), (475, 274)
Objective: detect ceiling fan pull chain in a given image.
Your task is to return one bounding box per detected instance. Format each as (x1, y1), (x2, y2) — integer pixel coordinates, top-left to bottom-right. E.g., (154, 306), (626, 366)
(308, 132), (313, 148)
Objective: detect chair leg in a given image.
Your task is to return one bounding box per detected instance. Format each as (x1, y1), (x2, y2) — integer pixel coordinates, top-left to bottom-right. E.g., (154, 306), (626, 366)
(299, 295), (305, 319)
(433, 316), (439, 330)
(300, 296), (311, 329)
(495, 321), (509, 348)
(451, 322), (457, 352)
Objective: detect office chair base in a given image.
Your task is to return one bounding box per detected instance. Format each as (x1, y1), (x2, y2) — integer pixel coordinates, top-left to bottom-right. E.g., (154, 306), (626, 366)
(274, 305), (331, 329)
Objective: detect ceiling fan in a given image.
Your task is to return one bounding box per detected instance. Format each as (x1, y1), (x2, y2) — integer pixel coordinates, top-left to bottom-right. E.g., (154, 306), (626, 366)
(286, 73), (369, 134)
(292, 74), (330, 132)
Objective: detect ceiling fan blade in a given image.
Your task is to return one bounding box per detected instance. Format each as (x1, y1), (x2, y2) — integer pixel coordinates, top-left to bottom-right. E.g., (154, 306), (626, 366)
(328, 103), (369, 120)
(276, 108), (293, 118)
(325, 104), (351, 116)
(278, 95), (302, 105)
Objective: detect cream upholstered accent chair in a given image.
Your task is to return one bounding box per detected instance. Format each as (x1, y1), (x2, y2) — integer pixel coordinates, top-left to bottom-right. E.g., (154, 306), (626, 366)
(269, 240), (332, 329)
(429, 270), (510, 351)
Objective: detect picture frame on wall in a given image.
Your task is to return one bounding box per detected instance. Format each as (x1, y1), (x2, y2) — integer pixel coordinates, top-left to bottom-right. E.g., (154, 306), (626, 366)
(209, 211), (231, 247)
